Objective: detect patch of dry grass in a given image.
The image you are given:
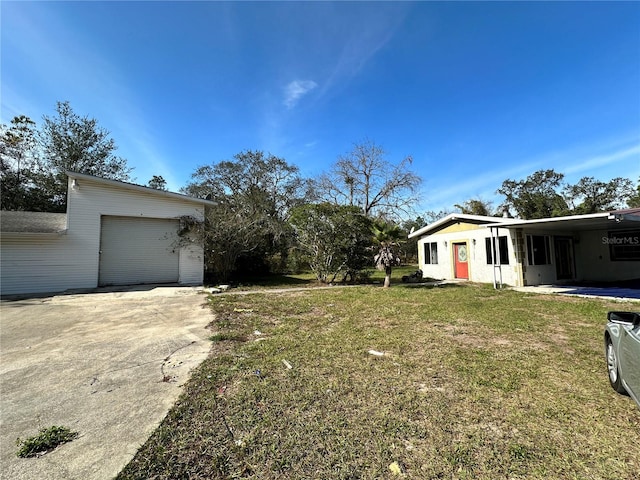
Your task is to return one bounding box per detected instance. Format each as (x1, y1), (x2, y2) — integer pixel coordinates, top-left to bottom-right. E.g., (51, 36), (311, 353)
(117, 284), (639, 479)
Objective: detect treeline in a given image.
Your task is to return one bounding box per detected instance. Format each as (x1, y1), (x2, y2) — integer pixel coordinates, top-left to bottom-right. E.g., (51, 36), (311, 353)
(460, 169), (639, 219)
(2, 101), (638, 283)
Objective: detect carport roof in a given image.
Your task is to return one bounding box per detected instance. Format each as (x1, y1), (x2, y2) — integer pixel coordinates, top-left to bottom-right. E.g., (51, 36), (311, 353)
(484, 208), (640, 232)
(409, 209), (640, 239)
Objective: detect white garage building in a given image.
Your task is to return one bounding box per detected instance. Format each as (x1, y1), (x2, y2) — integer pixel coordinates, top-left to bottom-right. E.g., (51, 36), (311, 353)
(0, 172), (214, 296)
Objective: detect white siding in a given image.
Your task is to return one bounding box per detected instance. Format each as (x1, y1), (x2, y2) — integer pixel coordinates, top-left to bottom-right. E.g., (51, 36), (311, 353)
(179, 241), (205, 285)
(0, 234), (89, 295)
(0, 177), (205, 295)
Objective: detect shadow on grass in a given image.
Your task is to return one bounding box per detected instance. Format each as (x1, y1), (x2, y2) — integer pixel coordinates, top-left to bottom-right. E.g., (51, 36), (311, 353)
(224, 266), (433, 290)
(233, 274), (318, 288)
(401, 282), (464, 290)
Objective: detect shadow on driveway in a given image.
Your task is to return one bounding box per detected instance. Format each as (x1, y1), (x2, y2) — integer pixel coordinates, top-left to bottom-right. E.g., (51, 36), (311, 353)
(513, 284), (640, 301)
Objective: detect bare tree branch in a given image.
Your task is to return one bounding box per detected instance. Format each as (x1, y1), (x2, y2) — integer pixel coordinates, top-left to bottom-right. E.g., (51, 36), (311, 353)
(314, 138), (421, 219)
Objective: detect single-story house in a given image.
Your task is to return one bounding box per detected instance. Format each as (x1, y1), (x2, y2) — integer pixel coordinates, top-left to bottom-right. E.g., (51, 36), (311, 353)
(0, 172), (215, 296)
(408, 209), (640, 287)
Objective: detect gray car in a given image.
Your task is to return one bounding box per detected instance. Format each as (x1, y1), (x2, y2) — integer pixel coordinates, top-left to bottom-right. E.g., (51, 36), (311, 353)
(604, 311), (640, 408)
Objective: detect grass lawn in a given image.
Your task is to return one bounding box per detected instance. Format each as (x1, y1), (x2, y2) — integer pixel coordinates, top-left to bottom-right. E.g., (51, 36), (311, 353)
(118, 281), (639, 479)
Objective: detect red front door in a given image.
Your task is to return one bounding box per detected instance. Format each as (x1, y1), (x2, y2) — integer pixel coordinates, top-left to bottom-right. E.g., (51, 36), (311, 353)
(454, 243), (469, 279)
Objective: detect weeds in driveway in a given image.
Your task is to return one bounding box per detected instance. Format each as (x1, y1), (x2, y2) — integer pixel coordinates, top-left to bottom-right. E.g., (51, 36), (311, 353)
(16, 425), (78, 458)
(117, 283), (639, 479)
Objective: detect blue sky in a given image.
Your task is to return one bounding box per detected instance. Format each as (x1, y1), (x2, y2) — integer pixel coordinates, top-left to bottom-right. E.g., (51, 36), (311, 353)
(2, 1), (639, 215)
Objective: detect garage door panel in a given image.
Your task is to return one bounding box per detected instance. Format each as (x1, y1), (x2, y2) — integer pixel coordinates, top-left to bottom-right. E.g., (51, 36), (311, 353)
(99, 216), (179, 286)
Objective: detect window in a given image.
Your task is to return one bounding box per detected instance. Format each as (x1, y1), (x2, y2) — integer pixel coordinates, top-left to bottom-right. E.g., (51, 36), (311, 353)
(424, 242), (438, 264)
(607, 230), (640, 261)
(485, 236), (509, 265)
(526, 235), (551, 265)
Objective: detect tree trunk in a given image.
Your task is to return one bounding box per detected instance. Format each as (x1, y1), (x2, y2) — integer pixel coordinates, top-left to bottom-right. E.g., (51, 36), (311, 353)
(384, 266), (392, 288)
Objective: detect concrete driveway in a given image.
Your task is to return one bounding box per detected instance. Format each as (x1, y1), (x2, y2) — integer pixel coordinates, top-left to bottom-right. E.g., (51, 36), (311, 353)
(0, 286), (214, 480)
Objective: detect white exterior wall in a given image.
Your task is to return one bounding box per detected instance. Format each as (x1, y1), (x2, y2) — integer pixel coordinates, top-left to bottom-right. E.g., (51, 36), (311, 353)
(179, 242), (205, 284)
(574, 230), (639, 282)
(417, 227), (521, 286)
(1, 233), (77, 295)
(0, 177), (206, 295)
(416, 237), (450, 280)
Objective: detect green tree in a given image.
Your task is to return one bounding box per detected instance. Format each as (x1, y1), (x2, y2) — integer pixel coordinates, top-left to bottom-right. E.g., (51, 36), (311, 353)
(183, 150), (308, 282)
(628, 177), (640, 208)
(399, 216), (427, 264)
(315, 139), (421, 219)
(563, 176), (634, 214)
(454, 198), (495, 216)
(290, 203), (373, 283)
(39, 101), (131, 211)
(497, 169), (569, 219)
(148, 175), (167, 191)
(0, 116), (50, 210)
(372, 221), (403, 288)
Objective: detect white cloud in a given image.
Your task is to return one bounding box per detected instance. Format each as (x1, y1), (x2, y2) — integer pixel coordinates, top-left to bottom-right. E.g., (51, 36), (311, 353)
(562, 144), (640, 175)
(319, 6), (409, 98)
(283, 80), (318, 109)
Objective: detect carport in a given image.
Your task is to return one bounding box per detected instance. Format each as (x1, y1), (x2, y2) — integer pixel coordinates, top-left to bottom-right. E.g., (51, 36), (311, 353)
(490, 208), (640, 287)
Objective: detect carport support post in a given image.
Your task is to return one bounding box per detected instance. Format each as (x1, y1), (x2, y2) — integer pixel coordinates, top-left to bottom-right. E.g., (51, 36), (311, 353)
(490, 226), (503, 289)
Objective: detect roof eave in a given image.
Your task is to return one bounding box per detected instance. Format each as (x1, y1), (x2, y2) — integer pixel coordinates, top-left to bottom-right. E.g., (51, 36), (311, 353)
(408, 213), (511, 239)
(66, 171), (216, 207)
(1, 229), (68, 236)
(484, 211), (615, 229)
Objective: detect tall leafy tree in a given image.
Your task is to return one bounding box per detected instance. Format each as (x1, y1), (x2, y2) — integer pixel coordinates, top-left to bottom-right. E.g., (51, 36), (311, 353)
(0, 116), (50, 210)
(183, 150), (308, 281)
(372, 221), (403, 288)
(290, 203), (373, 283)
(147, 175), (168, 190)
(497, 169), (569, 219)
(39, 101), (131, 210)
(314, 139), (421, 219)
(563, 176), (634, 214)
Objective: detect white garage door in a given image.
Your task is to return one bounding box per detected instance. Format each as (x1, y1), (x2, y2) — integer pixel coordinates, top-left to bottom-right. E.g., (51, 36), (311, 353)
(99, 216), (180, 286)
